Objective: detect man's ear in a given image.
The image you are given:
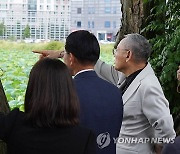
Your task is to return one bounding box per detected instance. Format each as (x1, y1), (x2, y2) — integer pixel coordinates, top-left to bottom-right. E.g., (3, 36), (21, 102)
(126, 50), (132, 62)
(69, 53), (74, 66)
(69, 53), (78, 66)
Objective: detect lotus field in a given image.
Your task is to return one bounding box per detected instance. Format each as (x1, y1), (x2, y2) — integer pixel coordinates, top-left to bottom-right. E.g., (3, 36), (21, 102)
(0, 41), (114, 111)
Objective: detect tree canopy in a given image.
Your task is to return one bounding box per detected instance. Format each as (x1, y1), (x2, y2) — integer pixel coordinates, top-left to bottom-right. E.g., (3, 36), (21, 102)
(23, 24), (30, 39)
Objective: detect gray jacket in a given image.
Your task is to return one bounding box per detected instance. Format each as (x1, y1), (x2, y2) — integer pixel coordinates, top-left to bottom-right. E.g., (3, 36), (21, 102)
(95, 60), (176, 154)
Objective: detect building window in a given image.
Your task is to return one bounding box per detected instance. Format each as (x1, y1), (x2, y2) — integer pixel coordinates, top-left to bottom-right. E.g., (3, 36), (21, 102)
(23, 4), (26, 9)
(47, 5), (50, 10)
(88, 21), (90, 28)
(92, 21), (94, 28)
(98, 33), (105, 41)
(104, 7), (111, 14)
(77, 8), (82, 14)
(0, 4), (7, 9)
(31, 12), (36, 17)
(31, 18), (35, 22)
(88, 7), (95, 14)
(56, 5), (58, 10)
(28, 4), (37, 10)
(113, 21), (116, 28)
(22, 18), (26, 22)
(40, 5), (43, 10)
(104, 21), (110, 28)
(107, 33), (113, 41)
(104, 0), (110, 2)
(77, 21), (81, 28)
(113, 7), (117, 14)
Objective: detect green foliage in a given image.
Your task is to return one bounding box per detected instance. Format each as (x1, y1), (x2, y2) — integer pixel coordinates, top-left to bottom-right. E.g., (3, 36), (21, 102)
(100, 44), (114, 65)
(45, 41), (64, 50)
(0, 49), (38, 111)
(0, 40), (63, 51)
(143, 0), (180, 115)
(7, 35), (16, 41)
(23, 24), (30, 39)
(143, 0), (149, 4)
(0, 23), (5, 36)
(0, 41), (63, 110)
(0, 41), (112, 110)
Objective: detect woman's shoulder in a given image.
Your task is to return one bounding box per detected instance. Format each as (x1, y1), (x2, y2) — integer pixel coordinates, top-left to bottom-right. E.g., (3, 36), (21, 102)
(4, 108), (24, 125)
(8, 108), (24, 119)
(70, 125), (96, 139)
(0, 108), (24, 141)
(72, 125), (94, 133)
(1, 108), (21, 119)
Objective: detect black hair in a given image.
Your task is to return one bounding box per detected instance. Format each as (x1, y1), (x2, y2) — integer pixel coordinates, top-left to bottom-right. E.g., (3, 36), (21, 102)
(24, 58), (80, 127)
(65, 30), (100, 65)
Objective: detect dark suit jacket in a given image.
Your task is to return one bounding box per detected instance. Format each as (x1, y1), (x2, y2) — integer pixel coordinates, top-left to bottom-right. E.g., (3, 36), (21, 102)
(162, 136), (180, 154)
(74, 71), (123, 154)
(0, 109), (96, 154)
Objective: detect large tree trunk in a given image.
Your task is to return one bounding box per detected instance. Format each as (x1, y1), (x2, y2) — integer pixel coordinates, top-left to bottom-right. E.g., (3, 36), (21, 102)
(0, 80), (10, 154)
(115, 0), (145, 48)
(115, 0), (156, 48)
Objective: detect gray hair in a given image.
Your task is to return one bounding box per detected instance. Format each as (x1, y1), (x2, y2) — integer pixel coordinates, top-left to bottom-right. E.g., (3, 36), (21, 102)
(124, 33), (152, 62)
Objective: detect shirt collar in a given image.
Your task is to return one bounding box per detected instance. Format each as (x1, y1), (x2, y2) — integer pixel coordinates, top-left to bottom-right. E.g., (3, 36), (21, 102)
(126, 69), (143, 83)
(74, 69), (94, 78)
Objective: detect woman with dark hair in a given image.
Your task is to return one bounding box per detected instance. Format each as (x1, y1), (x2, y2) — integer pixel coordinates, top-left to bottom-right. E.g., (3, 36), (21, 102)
(0, 58), (96, 154)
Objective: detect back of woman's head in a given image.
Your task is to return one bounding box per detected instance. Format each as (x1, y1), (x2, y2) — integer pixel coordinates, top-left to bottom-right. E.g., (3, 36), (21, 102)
(24, 58), (79, 127)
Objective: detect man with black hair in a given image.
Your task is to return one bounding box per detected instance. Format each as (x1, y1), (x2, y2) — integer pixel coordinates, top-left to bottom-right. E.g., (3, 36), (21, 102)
(33, 30), (123, 154)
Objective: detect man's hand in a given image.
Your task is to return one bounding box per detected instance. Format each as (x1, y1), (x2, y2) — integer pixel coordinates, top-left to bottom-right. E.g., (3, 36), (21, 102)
(32, 50), (64, 59)
(177, 66), (180, 81)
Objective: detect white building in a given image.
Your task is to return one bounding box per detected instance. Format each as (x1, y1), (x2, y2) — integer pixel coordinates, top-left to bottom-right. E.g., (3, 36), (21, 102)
(0, 0), (71, 41)
(71, 0), (122, 41)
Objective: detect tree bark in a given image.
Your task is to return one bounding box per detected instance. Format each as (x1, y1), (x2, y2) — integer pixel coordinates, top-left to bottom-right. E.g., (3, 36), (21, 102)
(0, 80), (10, 154)
(115, 0), (154, 48)
(115, 0), (144, 48)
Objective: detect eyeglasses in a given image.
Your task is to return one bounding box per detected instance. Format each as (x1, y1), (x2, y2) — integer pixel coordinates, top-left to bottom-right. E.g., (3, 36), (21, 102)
(65, 51), (70, 54)
(113, 48), (130, 55)
(113, 49), (117, 55)
(62, 50), (70, 54)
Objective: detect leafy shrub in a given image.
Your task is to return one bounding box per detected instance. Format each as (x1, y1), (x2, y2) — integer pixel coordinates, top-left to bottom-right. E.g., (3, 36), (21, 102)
(45, 41), (64, 50)
(142, 0), (180, 116)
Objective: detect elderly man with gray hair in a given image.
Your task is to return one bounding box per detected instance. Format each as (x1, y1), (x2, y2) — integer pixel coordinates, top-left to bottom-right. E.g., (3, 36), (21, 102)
(95, 33), (176, 154)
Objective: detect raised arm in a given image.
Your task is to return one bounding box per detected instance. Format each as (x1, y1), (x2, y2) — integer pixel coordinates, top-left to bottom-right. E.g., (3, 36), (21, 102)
(94, 59), (125, 86)
(32, 50), (64, 59)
